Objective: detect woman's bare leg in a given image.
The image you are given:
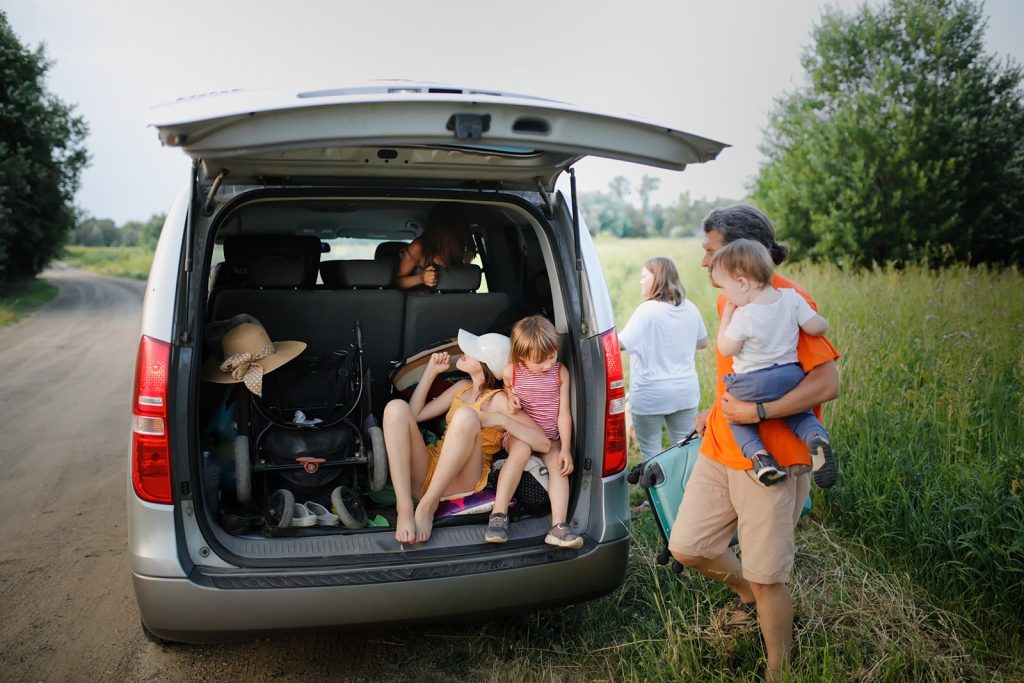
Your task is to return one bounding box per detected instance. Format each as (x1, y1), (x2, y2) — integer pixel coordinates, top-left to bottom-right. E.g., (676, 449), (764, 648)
(540, 440), (569, 525)
(382, 399), (429, 543)
(492, 437), (531, 515)
(414, 407), (483, 543)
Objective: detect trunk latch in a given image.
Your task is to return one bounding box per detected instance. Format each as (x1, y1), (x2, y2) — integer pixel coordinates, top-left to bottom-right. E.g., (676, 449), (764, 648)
(446, 113), (491, 141)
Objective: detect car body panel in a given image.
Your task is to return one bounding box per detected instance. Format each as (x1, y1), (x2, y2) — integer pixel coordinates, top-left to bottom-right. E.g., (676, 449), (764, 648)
(134, 538), (629, 643)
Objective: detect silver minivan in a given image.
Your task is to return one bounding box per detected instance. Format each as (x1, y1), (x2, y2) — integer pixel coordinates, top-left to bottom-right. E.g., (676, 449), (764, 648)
(129, 82), (725, 642)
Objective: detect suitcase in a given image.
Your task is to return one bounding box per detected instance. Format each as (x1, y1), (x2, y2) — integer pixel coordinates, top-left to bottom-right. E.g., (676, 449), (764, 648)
(627, 430), (812, 572)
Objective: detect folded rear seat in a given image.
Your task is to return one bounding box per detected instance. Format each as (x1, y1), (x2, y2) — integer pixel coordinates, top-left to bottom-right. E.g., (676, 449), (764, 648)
(318, 259), (404, 414)
(402, 264), (511, 357)
(211, 245), (403, 415)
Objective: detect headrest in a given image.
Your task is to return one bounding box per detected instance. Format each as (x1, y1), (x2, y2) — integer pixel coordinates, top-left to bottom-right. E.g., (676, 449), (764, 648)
(222, 235), (321, 288)
(320, 259), (394, 289)
(374, 241), (406, 263)
(435, 263), (482, 292)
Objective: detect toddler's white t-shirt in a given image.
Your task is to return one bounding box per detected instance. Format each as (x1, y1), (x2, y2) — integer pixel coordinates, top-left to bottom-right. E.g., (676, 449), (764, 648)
(724, 288), (817, 374)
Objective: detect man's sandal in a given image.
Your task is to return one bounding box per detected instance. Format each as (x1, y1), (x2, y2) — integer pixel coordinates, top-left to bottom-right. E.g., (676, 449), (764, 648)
(713, 597), (758, 632)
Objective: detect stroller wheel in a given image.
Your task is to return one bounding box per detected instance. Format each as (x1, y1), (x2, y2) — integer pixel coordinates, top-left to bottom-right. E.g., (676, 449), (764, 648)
(367, 426), (388, 492)
(331, 485), (368, 530)
(265, 489), (295, 532)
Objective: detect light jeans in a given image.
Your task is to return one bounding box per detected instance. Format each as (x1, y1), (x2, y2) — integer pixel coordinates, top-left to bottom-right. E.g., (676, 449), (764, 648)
(632, 407), (698, 462)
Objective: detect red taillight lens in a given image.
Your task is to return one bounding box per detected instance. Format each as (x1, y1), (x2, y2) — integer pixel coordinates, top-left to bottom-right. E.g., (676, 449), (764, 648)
(132, 335), (172, 504)
(600, 328), (627, 477)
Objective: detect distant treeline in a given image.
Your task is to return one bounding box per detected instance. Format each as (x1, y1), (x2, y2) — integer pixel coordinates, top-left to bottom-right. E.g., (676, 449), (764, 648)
(580, 175), (737, 238)
(68, 214), (166, 249)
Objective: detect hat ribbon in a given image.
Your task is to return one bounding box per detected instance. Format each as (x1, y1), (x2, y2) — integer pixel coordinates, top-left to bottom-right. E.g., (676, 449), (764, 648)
(220, 343), (275, 396)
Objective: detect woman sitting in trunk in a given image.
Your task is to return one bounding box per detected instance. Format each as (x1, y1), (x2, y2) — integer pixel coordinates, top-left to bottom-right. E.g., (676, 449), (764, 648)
(382, 330), (549, 544)
(393, 203), (476, 289)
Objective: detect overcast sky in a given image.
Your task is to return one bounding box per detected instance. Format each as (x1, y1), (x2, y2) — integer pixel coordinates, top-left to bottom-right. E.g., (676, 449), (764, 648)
(5, 0), (1023, 224)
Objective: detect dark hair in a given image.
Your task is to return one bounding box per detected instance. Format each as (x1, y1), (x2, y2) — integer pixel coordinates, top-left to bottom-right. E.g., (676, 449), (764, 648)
(420, 204), (474, 268)
(478, 361), (502, 392)
(701, 204), (790, 265)
(642, 256), (685, 305)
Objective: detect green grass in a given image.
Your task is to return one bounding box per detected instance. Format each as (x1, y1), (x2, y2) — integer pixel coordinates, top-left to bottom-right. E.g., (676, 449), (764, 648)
(459, 517), (989, 682)
(587, 236), (1024, 679)
(0, 278), (59, 327)
(61, 245), (154, 280)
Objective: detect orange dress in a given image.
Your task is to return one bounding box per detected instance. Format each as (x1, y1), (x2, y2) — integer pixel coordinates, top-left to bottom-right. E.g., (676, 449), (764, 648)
(419, 384), (504, 499)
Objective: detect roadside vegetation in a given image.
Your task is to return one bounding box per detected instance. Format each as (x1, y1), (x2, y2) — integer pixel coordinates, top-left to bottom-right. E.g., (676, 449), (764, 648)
(0, 278), (58, 327)
(61, 245), (155, 281)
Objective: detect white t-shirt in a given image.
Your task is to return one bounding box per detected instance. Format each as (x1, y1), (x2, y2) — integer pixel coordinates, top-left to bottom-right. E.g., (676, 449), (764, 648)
(618, 299), (708, 415)
(724, 287), (817, 374)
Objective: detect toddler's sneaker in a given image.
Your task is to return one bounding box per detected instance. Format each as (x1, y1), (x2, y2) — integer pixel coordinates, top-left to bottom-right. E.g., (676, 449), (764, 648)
(808, 434), (837, 488)
(750, 450), (789, 487)
(484, 512), (508, 543)
(545, 523), (584, 549)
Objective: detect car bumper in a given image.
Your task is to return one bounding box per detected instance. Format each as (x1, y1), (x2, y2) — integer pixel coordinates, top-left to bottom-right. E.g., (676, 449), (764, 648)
(134, 537), (629, 642)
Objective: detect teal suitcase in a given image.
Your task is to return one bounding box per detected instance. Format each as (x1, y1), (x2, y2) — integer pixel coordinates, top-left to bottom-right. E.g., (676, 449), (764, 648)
(627, 431), (811, 571)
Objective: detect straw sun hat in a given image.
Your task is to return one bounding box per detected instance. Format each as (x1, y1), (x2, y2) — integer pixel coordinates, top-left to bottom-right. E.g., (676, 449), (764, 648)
(201, 321), (305, 396)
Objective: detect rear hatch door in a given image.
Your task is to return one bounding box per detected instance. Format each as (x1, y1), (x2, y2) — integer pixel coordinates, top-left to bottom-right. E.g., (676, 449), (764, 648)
(150, 82), (728, 189)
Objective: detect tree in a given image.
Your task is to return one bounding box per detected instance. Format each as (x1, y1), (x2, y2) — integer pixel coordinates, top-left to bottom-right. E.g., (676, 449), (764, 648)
(0, 12), (89, 283)
(754, 0), (1024, 267)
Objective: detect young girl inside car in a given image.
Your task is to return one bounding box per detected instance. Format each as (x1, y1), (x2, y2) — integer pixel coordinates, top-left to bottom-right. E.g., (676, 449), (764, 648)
(484, 315), (583, 549)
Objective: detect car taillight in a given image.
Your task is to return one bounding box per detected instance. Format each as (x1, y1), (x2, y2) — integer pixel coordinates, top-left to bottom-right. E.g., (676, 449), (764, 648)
(600, 328), (627, 477)
(132, 335), (172, 504)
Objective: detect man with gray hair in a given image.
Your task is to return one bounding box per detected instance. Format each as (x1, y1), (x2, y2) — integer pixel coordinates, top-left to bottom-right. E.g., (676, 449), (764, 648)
(670, 204), (840, 682)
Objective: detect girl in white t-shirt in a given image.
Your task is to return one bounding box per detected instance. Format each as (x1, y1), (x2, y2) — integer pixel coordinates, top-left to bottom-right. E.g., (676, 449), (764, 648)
(619, 257), (708, 462)
(710, 239), (836, 488)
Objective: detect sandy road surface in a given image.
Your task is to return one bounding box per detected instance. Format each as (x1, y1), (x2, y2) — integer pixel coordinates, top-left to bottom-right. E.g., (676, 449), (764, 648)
(0, 268), (486, 683)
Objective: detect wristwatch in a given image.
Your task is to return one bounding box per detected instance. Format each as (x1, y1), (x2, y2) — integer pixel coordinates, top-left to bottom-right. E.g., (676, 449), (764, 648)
(756, 402), (767, 421)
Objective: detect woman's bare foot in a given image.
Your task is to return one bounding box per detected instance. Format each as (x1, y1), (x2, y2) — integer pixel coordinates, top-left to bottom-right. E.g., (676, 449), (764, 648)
(413, 500), (438, 543)
(395, 509), (416, 544)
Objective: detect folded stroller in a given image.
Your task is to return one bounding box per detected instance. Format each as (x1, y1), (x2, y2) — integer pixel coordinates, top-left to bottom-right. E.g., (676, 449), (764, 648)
(233, 321), (387, 530)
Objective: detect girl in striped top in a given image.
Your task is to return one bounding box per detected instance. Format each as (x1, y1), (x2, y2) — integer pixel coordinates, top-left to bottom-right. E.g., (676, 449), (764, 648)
(485, 315), (583, 549)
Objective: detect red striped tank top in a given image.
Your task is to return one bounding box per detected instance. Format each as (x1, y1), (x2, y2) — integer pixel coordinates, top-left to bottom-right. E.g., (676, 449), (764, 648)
(510, 362), (562, 441)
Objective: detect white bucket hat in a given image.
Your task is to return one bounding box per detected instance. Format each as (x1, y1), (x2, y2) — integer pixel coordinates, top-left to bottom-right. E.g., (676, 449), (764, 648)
(457, 329), (510, 376)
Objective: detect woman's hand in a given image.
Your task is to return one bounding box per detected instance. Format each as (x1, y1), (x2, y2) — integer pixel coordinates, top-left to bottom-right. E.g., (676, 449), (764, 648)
(424, 352), (450, 379)
(422, 265), (438, 288)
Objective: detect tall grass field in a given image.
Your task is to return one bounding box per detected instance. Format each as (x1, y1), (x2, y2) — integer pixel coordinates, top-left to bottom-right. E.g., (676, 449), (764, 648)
(61, 245), (155, 280)
(581, 236), (1022, 680)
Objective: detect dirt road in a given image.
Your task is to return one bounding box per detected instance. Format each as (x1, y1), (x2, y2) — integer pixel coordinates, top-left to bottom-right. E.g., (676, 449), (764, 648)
(0, 268), (485, 682)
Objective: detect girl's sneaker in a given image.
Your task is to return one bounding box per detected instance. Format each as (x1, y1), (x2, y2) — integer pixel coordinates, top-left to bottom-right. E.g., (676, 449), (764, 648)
(484, 512), (508, 543)
(544, 523), (583, 549)
(750, 450), (789, 487)
(808, 434), (837, 488)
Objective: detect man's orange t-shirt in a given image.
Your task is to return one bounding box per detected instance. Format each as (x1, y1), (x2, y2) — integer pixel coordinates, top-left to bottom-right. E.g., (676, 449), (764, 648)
(701, 272), (840, 470)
